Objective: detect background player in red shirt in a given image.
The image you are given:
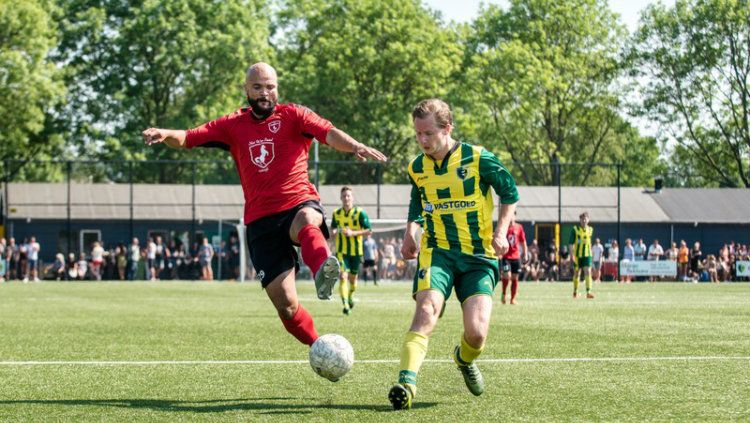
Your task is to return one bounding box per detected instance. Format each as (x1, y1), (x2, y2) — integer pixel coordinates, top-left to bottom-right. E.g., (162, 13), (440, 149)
(500, 212), (528, 305)
(142, 63), (386, 369)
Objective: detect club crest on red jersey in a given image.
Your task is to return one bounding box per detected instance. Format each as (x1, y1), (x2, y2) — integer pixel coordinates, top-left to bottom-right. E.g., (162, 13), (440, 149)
(250, 140), (275, 169)
(268, 120), (281, 133)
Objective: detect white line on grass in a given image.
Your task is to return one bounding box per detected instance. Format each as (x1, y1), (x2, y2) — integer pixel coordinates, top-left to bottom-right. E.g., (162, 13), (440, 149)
(1, 356), (749, 366)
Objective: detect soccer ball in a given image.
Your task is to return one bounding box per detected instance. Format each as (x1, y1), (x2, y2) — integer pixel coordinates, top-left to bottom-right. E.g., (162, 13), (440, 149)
(309, 334), (354, 382)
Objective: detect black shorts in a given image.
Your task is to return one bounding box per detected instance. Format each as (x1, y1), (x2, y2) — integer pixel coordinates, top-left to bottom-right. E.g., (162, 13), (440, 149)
(246, 200), (329, 288)
(501, 258), (522, 275)
(363, 259), (376, 268)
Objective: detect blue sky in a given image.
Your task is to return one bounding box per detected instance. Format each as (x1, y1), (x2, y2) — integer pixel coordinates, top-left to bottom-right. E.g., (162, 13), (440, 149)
(424, 0), (673, 31)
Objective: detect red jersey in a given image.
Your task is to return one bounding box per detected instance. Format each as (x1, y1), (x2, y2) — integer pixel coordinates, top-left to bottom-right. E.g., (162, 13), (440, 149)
(503, 223), (527, 260)
(185, 103), (333, 224)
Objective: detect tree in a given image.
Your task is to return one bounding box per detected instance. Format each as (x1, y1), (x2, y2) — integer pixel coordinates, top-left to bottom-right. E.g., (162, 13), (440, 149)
(53, 0), (272, 182)
(0, 0), (66, 180)
(630, 0), (750, 187)
(457, 0), (656, 186)
(274, 0), (462, 183)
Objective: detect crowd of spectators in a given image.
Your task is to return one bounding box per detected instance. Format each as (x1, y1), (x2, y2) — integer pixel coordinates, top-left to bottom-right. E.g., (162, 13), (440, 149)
(1, 234), (749, 283)
(0, 234), (247, 282)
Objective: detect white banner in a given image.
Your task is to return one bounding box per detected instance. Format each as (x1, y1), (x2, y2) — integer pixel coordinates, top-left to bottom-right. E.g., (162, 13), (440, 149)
(736, 261), (750, 277)
(620, 260), (677, 276)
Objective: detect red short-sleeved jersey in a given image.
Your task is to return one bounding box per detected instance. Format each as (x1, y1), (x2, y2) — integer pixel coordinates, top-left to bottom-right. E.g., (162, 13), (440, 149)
(185, 103), (333, 224)
(503, 223), (527, 260)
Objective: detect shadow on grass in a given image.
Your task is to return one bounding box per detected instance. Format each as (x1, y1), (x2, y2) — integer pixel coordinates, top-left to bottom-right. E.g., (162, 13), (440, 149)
(0, 398), (438, 414)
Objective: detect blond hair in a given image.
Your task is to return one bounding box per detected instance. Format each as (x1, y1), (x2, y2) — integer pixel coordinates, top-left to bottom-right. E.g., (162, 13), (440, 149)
(412, 99), (453, 129)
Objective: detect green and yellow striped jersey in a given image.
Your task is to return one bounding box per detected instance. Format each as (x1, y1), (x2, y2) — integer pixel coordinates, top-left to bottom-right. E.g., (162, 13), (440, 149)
(407, 142), (519, 258)
(331, 206), (371, 256)
(569, 225), (593, 259)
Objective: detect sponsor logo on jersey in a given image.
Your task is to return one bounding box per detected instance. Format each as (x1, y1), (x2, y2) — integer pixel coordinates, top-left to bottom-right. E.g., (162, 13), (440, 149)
(431, 200), (477, 211)
(268, 120), (281, 133)
(424, 202), (434, 213)
(418, 268), (427, 279)
(249, 138), (275, 170)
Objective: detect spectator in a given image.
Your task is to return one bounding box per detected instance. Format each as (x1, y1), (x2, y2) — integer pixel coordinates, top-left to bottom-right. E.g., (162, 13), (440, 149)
(67, 253), (78, 281)
(77, 252), (89, 280)
(718, 245), (731, 281)
(44, 253), (66, 281)
(608, 240), (619, 262)
(647, 239), (664, 261)
(689, 242), (703, 282)
(704, 254), (719, 283)
(591, 238), (604, 283)
(666, 242), (678, 262)
(199, 237), (215, 281)
(7, 237), (19, 280)
(559, 245), (572, 281)
(116, 244), (127, 280)
(146, 237), (157, 281)
(362, 234), (379, 286)
(0, 238), (6, 282)
(647, 239), (664, 281)
(154, 235), (169, 280)
(544, 243), (558, 281)
(227, 235), (240, 281)
(621, 238), (635, 284)
(607, 240), (619, 281)
(633, 238), (647, 261)
(128, 238), (141, 280)
(91, 241), (105, 281)
(677, 240), (689, 281)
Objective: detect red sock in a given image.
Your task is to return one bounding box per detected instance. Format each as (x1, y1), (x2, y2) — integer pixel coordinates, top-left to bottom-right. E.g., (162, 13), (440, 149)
(501, 277), (509, 295)
(281, 304), (319, 346)
(298, 224), (331, 275)
(510, 278), (518, 300)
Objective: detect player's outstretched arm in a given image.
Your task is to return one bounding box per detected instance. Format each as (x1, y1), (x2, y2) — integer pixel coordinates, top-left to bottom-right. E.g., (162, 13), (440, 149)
(142, 128), (188, 149)
(325, 128), (388, 162)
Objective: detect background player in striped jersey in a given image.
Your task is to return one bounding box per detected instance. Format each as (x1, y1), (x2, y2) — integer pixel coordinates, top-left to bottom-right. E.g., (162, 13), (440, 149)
(388, 99), (519, 410)
(569, 211), (595, 299)
(331, 186), (372, 315)
(500, 212), (528, 305)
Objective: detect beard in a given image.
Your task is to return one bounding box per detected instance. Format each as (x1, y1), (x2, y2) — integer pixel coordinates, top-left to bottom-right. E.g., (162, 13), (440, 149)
(247, 96), (276, 120)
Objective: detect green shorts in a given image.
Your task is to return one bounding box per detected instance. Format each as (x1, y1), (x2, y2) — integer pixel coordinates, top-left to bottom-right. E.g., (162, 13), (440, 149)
(336, 253), (362, 274)
(574, 256), (592, 270)
(413, 248), (499, 303)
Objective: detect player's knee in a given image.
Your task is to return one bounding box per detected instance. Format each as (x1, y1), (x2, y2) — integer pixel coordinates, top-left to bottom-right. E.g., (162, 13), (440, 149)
(295, 207), (323, 227)
(463, 328), (487, 348)
(276, 302), (298, 320)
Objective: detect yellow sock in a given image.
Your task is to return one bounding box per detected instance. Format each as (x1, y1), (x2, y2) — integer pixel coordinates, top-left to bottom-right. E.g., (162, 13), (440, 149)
(398, 331), (429, 396)
(454, 334), (484, 365)
(573, 272), (580, 293)
(339, 278), (349, 306)
(348, 280), (357, 301)
(585, 273), (593, 292)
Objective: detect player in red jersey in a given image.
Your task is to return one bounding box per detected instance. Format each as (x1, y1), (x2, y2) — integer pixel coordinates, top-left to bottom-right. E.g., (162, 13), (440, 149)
(142, 63), (386, 370)
(500, 212), (527, 305)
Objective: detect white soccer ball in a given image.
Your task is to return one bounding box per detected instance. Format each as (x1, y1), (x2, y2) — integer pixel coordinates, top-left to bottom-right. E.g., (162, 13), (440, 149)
(309, 334), (354, 382)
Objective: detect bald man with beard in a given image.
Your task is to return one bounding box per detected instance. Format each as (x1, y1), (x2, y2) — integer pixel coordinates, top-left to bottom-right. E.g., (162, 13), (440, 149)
(142, 62), (387, 380)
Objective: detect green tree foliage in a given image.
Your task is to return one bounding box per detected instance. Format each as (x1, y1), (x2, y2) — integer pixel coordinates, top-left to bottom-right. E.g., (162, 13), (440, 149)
(53, 0), (272, 182)
(0, 0), (66, 180)
(274, 0), (462, 184)
(456, 0), (658, 187)
(630, 0), (750, 187)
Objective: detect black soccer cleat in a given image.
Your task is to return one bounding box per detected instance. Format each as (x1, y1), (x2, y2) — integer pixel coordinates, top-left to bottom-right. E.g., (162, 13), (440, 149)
(388, 384), (413, 410)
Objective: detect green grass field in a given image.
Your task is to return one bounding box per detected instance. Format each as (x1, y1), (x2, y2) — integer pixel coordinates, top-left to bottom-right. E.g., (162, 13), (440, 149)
(1, 280), (749, 422)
